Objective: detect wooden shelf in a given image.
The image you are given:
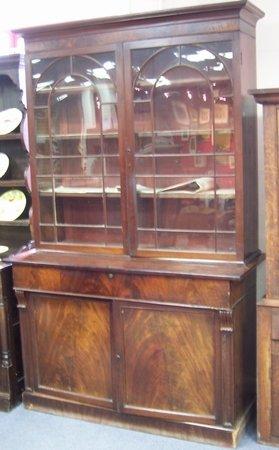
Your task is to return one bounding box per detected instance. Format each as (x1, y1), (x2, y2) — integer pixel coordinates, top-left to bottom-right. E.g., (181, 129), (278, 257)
(39, 187), (235, 200)
(135, 152), (234, 157)
(40, 187), (121, 198)
(0, 219), (29, 227)
(37, 132), (118, 141)
(135, 129), (234, 137)
(0, 179), (26, 188)
(138, 227), (236, 234)
(0, 133), (21, 141)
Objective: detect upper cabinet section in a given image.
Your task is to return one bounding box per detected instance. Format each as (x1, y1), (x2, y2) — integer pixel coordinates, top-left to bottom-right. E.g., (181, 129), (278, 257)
(19, 1), (264, 261)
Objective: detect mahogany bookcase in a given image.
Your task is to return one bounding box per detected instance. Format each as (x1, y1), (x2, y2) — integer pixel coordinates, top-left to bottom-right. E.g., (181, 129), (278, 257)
(9, 1), (264, 445)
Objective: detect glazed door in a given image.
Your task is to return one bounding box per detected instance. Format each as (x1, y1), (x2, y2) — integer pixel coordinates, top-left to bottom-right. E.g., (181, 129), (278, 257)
(29, 294), (114, 409)
(124, 39), (236, 257)
(117, 303), (217, 423)
(30, 50), (126, 251)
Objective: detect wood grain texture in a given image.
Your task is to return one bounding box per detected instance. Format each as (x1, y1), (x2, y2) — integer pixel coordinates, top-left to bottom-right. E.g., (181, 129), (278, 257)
(264, 106), (279, 298)
(119, 305), (215, 420)
(252, 89), (279, 445)
(31, 295), (113, 406)
(257, 305), (272, 444)
(13, 265), (232, 307)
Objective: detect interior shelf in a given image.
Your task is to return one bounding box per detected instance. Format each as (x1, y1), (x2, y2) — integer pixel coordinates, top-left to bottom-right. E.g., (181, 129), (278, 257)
(0, 179), (26, 188)
(0, 133), (21, 141)
(39, 187), (235, 199)
(0, 219), (30, 227)
(136, 129), (234, 137)
(37, 132), (118, 141)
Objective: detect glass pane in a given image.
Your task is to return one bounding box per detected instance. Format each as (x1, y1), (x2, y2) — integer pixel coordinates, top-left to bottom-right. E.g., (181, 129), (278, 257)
(107, 227), (122, 246)
(52, 156), (103, 176)
(50, 75), (101, 137)
(216, 176), (235, 232)
(181, 43), (233, 86)
(134, 101), (152, 134)
(48, 136), (102, 157)
(38, 178), (54, 224)
(34, 108), (48, 135)
(36, 140), (51, 156)
(216, 233), (235, 253)
(72, 53), (116, 84)
(155, 155), (214, 176)
(134, 47), (179, 101)
(103, 136), (119, 155)
(152, 132), (213, 155)
(54, 176), (103, 192)
(157, 198), (215, 231)
(157, 231), (215, 252)
(215, 155), (235, 176)
(37, 158), (52, 176)
(131, 48), (159, 83)
(138, 230), (156, 249)
(153, 66), (212, 133)
(35, 58), (70, 93)
(215, 130), (234, 153)
(57, 226), (106, 245)
(135, 156), (153, 175)
(56, 197), (104, 226)
(40, 226), (55, 242)
(104, 156), (120, 175)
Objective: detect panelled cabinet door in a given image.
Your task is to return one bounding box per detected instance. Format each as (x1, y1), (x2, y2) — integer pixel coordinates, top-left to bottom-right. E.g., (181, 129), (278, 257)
(29, 294), (113, 409)
(124, 39), (236, 257)
(118, 304), (216, 423)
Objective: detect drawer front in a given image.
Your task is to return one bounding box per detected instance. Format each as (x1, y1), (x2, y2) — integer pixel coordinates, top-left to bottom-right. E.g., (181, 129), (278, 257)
(13, 265), (230, 307)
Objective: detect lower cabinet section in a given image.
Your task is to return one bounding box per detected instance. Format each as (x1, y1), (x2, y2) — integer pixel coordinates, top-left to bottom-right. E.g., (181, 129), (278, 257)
(14, 268), (256, 447)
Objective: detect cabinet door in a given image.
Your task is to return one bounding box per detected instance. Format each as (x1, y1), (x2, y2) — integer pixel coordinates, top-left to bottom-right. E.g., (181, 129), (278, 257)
(125, 40), (236, 257)
(31, 52), (124, 250)
(118, 304), (216, 423)
(30, 294), (113, 409)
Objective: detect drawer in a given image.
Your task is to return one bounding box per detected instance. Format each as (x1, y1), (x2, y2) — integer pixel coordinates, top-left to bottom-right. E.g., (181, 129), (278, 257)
(13, 265), (230, 307)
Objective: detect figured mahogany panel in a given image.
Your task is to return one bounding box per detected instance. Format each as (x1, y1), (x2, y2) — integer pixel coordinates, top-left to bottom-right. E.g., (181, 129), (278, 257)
(119, 305), (215, 420)
(31, 294), (113, 405)
(14, 265), (231, 307)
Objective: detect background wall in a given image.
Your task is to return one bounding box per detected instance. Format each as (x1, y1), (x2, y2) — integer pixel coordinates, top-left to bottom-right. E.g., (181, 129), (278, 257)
(0, 0), (277, 297)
